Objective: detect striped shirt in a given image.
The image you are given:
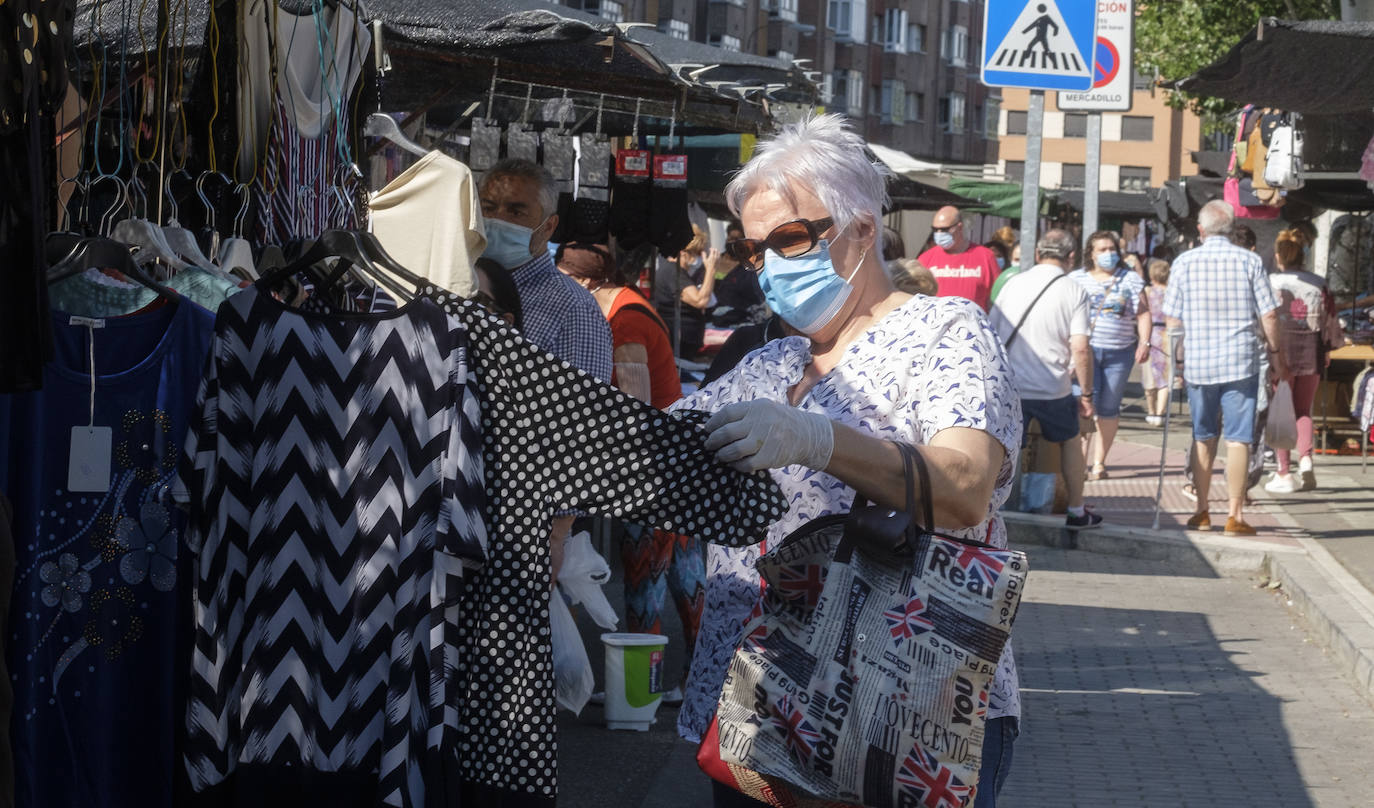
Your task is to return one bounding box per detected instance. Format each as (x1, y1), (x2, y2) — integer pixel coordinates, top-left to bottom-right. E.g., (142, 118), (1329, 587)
(1162, 237), (1279, 385)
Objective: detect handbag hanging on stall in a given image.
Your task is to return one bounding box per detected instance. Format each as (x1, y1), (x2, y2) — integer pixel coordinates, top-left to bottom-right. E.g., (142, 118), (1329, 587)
(698, 444), (1030, 808)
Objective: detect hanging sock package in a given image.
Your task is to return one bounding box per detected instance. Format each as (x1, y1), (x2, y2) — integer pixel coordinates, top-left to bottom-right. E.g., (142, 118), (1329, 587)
(506, 123), (539, 163)
(651, 154), (692, 257)
(469, 120), (502, 177)
(610, 149), (653, 249)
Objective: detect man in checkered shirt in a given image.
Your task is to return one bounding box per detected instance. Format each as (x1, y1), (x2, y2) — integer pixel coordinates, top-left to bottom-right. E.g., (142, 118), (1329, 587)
(478, 158), (614, 583)
(1164, 200), (1289, 536)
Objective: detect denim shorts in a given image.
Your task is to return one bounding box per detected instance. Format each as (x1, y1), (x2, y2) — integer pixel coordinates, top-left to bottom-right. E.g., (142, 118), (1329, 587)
(1021, 395), (1080, 444)
(1187, 375), (1259, 443)
(1091, 344), (1137, 417)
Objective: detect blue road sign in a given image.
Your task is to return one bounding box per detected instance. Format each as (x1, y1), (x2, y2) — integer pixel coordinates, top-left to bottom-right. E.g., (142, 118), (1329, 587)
(981, 0), (1098, 91)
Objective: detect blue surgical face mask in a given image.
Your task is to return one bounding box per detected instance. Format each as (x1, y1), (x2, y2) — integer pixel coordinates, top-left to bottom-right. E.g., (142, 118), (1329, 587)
(996, 256), (1006, 269)
(482, 217), (544, 270)
(759, 239), (863, 335)
(1094, 251), (1119, 270)
(932, 231), (956, 250)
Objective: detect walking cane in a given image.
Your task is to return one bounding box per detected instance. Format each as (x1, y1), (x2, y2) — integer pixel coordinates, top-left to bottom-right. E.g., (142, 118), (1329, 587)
(1152, 327), (1185, 530)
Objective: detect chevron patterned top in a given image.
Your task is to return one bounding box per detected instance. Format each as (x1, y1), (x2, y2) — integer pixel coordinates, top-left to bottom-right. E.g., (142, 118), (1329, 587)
(176, 287), (485, 807)
(421, 286), (788, 805)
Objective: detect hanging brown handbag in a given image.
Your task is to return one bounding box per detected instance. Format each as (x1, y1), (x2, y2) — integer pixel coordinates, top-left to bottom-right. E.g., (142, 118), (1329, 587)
(697, 443), (1029, 808)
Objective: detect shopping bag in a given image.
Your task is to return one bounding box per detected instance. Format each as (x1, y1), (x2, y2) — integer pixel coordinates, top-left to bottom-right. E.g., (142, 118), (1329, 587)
(559, 530), (619, 630)
(700, 444), (1029, 808)
(551, 586), (595, 714)
(1266, 381), (1298, 451)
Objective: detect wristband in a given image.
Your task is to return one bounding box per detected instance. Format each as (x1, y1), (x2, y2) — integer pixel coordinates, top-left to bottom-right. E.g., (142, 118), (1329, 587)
(1082, 393), (1094, 399)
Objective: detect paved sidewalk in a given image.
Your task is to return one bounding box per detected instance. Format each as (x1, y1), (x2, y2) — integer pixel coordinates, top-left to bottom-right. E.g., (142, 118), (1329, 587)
(1003, 548), (1374, 808)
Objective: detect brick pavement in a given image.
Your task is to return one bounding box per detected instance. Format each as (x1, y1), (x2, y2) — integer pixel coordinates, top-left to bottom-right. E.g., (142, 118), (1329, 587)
(1002, 548), (1374, 808)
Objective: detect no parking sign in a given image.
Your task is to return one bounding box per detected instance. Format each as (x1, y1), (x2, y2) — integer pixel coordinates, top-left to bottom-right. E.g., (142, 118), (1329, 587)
(1059, 0), (1134, 111)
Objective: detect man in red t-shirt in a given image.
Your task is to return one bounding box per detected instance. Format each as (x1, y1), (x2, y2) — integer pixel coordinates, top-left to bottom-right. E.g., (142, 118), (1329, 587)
(917, 205), (1002, 311)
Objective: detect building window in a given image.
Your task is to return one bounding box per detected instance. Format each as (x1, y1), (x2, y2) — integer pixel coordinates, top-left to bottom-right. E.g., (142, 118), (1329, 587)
(1119, 166), (1152, 192)
(828, 0), (852, 38)
(869, 84), (881, 117)
(906, 90), (923, 121)
(943, 24), (968, 67)
(939, 91), (966, 132)
(882, 79), (906, 124)
(1063, 113), (1088, 138)
(832, 68), (864, 118)
(716, 34), (741, 51)
(821, 73), (835, 105)
(1006, 110), (1027, 135)
(909, 23), (926, 52)
(884, 9), (908, 53)
(1005, 160), (1025, 181)
(664, 18), (690, 40)
(1061, 163), (1086, 189)
(768, 0), (798, 22)
(1122, 115), (1154, 141)
(591, 0), (623, 22)
(973, 104), (984, 134)
(984, 100), (1000, 136)
(871, 13), (882, 43)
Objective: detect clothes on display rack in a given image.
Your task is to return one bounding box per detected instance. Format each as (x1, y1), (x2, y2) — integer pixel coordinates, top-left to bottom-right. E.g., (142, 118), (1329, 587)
(175, 287), (484, 808)
(0, 300), (216, 808)
(416, 287), (787, 806)
(368, 150), (485, 299)
(49, 267), (244, 318)
(254, 2), (371, 244)
(0, 0), (72, 392)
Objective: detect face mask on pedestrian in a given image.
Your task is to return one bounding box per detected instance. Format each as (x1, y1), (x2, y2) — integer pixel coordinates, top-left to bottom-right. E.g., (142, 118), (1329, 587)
(932, 231), (956, 250)
(759, 238), (865, 336)
(996, 256), (1006, 269)
(1094, 251), (1118, 270)
(482, 217), (548, 270)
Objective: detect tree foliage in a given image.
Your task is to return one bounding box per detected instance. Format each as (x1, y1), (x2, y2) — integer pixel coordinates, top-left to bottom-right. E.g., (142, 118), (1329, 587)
(1136, 0), (1338, 124)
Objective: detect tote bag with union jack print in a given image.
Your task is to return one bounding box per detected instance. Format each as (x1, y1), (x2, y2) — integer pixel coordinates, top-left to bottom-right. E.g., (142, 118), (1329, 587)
(698, 443), (1029, 808)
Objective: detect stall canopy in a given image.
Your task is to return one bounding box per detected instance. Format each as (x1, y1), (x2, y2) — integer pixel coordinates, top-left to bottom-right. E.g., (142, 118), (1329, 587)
(946, 177), (1044, 219)
(75, 0), (816, 134)
(863, 143), (983, 211)
(1052, 190), (1157, 219)
(1171, 18), (1374, 115)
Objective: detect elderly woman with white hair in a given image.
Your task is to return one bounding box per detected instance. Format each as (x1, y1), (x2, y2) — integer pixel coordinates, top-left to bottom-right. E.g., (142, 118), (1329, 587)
(676, 115), (1023, 807)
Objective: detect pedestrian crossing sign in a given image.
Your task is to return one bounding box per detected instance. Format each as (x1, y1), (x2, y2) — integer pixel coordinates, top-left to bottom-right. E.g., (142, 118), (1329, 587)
(981, 0), (1097, 91)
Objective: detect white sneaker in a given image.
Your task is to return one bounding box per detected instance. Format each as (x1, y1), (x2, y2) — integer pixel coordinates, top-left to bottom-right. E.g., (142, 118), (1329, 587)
(1264, 473), (1298, 494)
(1298, 455), (1316, 490)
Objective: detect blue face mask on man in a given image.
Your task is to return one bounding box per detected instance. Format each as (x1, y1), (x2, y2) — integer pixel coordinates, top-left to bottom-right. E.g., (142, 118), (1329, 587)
(482, 217), (547, 270)
(759, 239), (865, 335)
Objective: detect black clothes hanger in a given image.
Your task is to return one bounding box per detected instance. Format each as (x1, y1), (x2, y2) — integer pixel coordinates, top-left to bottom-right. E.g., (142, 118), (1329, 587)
(46, 236), (180, 301)
(258, 230), (418, 305)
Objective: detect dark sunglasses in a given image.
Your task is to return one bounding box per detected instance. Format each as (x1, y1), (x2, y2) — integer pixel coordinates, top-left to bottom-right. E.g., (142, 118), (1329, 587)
(931, 222), (962, 233)
(725, 216), (835, 272)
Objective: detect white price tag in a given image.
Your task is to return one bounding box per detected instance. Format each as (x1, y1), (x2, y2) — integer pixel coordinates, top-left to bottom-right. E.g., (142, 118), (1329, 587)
(68, 426), (112, 493)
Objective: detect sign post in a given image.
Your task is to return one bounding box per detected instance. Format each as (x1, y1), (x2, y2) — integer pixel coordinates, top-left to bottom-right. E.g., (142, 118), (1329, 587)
(1058, 1), (1133, 247)
(982, 0), (1097, 270)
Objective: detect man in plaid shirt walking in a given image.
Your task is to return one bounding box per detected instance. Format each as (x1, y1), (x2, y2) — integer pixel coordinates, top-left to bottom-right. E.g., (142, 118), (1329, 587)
(1164, 200), (1290, 536)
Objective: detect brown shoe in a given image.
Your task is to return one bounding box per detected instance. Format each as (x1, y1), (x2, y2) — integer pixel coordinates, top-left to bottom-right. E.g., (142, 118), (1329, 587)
(1185, 512), (1211, 530)
(1224, 518), (1257, 537)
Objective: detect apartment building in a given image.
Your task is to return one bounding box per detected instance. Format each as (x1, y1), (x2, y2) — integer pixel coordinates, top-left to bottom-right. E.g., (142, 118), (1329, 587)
(994, 85), (1205, 193)
(562, 0), (997, 164)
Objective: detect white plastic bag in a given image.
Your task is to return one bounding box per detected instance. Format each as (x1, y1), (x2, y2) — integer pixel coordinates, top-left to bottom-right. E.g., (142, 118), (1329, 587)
(558, 531), (619, 630)
(1266, 380), (1298, 451)
(550, 586), (594, 714)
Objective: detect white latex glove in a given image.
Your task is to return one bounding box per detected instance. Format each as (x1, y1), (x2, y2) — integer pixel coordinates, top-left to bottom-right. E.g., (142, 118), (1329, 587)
(703, 400), (835, 472)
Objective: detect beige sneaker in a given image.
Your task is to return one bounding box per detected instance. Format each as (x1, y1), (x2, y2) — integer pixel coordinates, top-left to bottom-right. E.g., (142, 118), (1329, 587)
(1298, 455), (1316, 490)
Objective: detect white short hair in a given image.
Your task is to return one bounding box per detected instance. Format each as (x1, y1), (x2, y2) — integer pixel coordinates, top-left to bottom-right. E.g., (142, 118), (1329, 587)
(725, 114), (889, 251)
(1198, 200), (1235, 237)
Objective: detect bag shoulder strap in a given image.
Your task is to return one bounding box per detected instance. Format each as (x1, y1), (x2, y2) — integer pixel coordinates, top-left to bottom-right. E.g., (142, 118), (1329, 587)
(1004, 272), (1065, 350)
